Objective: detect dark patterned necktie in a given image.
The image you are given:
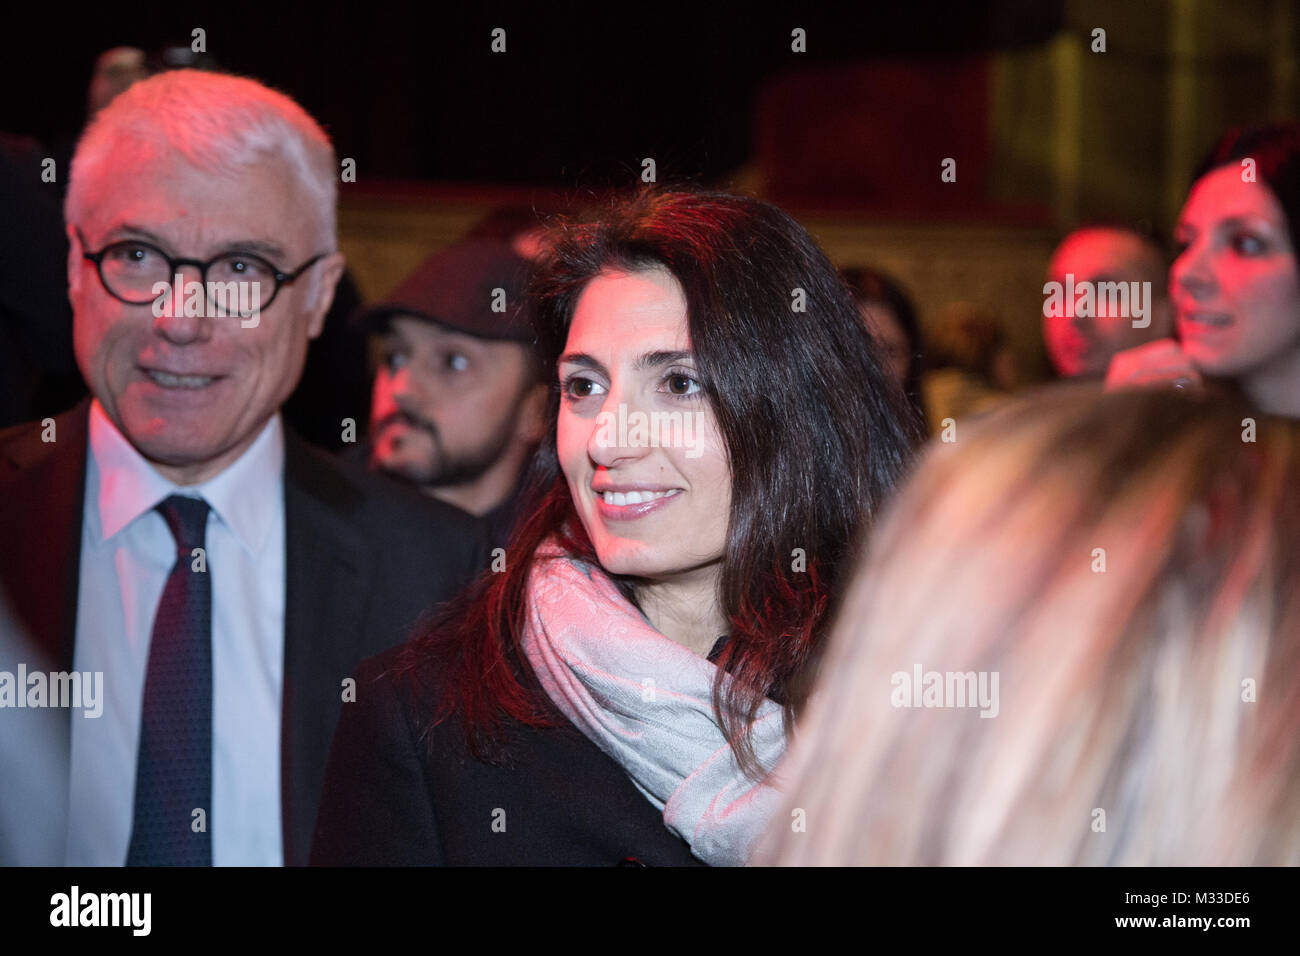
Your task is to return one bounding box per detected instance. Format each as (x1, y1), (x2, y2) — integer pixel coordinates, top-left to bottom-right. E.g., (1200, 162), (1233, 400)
(126, 494), (212, 866)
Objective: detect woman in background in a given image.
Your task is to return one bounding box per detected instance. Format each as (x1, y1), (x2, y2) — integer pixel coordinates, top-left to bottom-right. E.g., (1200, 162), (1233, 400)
(755, 388), (1300, 865)
(841, 266), (927, 431)
(311, 189), (916, 866)
(1107, 123), (1300, 417)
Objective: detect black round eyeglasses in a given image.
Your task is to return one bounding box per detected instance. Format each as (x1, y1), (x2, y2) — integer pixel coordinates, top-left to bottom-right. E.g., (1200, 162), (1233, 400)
(77, 227), (326, 316)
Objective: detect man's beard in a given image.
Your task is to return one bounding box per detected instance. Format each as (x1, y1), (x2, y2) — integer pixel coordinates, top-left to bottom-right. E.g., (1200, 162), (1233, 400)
(371, 405), (518, 490)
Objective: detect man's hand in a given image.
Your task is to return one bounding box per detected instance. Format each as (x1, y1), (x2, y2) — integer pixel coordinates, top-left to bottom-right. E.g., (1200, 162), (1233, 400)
(1104, 339), (1204, 392)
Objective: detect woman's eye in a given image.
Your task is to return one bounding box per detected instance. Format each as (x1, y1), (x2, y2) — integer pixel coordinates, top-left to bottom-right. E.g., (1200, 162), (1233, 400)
(1232, 233), (1265, 255)
(563, 375), (604, 399)
(445, 353), (469, 372)
(664, 372), (701, 396)
(384, 350), (408, 372)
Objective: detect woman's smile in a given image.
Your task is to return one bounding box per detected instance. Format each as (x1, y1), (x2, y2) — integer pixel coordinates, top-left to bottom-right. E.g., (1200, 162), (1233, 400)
(593, 484), (684, 521)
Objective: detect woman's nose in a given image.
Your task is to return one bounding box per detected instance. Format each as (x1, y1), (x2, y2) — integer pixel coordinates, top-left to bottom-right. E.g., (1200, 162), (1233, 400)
(1172, 240), (1216, 302)
(586, 386), (651, 467)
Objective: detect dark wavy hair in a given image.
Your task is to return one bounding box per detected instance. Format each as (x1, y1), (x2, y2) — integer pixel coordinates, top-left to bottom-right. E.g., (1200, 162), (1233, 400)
(400, 188), (918, 779)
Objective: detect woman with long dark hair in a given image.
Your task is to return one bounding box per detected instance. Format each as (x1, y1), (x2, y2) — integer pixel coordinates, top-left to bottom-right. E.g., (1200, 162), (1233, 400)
(310, 189), (917, 866)
(1106, 122), (1300, 416)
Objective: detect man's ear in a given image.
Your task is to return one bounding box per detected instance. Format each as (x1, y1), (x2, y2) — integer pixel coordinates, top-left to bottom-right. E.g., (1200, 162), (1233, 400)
(306, 251), (346, 340)
(517, 379), (550, 444)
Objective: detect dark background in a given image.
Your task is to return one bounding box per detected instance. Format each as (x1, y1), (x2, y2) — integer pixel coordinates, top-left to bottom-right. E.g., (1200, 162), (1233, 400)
(2, 2), (1060, 188)
(2, 1), (1295, 429)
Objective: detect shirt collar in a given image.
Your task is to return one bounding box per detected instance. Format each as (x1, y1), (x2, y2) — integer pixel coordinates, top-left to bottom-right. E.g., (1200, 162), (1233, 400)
(87, 398), (284, 555)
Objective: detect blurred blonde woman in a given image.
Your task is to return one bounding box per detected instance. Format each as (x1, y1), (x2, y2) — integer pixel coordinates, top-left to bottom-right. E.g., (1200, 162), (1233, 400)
(755, 387), (1300, 866)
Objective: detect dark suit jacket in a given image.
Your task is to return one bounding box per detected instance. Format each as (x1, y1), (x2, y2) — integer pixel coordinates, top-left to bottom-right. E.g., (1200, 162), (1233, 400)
(309, 640), (707, 867)
(0, 397), (488, 865)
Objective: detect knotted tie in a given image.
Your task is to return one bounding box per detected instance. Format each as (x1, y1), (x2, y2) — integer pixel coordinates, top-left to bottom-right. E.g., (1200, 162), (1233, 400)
(126, 494), (212, 866)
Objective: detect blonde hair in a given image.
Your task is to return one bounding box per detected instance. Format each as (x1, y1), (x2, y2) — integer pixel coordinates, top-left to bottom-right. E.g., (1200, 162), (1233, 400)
(755, 386), (1300, 865)
(65, 69), (338, 253)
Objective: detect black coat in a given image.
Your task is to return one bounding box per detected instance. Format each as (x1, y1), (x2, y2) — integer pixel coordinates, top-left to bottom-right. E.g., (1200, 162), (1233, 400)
(0, 397), (489, 865)
(310, 639), (708, 866)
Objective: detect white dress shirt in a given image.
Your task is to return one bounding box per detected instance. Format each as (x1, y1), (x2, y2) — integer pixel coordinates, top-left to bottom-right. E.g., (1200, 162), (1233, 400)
(66, 399), (286, 866)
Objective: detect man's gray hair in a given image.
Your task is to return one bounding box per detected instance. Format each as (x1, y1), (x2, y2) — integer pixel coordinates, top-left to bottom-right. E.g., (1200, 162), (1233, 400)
(65, 69), (337, 252)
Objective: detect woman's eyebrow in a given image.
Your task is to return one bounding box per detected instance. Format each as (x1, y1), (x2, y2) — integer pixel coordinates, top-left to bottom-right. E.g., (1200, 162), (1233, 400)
(558, 353), (608, 377)
(636, 350), (692, 371)
(558, 350), (693, 375)
(1213, 215), (1277, 231)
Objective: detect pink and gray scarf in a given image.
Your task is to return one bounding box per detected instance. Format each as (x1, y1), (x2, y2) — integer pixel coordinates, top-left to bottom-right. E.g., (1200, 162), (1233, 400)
(520, 540), (787, 866)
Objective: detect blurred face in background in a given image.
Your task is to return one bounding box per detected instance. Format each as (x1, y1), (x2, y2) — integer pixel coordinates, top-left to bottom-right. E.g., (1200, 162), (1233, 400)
(1044, 228), (1171, 378)
(370, 316), (541, 491)
(87, 47), (149, 115)
(1171, 166), (1300, 380)
(556, 267), (731, 583)
(859, 300), (910, 390)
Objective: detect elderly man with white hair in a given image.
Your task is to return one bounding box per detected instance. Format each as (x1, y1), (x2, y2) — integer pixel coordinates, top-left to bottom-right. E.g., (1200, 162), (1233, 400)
(0, 70), (487, 866)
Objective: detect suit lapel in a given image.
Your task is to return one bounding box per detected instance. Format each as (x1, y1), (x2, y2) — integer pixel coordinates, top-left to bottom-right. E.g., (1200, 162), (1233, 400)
(280, 429), (367, 866)
(0, 398), (90, 673)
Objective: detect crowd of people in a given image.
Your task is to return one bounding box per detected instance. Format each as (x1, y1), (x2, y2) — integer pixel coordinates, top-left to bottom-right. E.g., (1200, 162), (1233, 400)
(2, 63), (1298, 867)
